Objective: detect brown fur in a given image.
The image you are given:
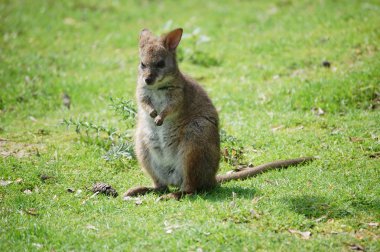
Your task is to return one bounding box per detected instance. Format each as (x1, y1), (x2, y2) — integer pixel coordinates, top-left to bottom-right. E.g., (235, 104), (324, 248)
(124, 28), (314, 200)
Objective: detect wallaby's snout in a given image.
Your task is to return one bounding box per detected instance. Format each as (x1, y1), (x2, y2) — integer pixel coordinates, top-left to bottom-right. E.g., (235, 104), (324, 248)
(145, 75), (155, 85)
(141, 67), (158, 85)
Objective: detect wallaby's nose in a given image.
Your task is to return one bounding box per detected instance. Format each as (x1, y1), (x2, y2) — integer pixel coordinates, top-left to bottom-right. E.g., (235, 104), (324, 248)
(145, 77), (154, 85)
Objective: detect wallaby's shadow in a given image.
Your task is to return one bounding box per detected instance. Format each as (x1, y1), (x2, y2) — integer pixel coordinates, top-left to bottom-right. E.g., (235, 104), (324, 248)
(189, 185), (257, 202)
(283, 195), (380, 220)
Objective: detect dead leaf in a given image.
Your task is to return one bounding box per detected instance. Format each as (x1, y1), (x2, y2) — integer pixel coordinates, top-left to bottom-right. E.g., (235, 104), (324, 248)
(29, 116), (37, 122)
(25, 208), (38, 216)
(331, 231), (345, 235)
(265, 179), (278, 185)
(349, 137), (364, 142)
(288, 229), (312, 239)
(81, 192), (99, 205)
(331, 128), (343, 135)
(252, 196), (263, 204)
(311, 107), (325, 116)
(163, 221), (181, 234)
(368, 222), (378, 227)
(315, 215), (327, 223)
(32, 243), (43, 249)
(75, 189), (82, 196)
(23, 189), (32, 195)
(0, 180), (12, 186)
(347, 244), (365, 251)
(86, 224), (98, 231)
(124, 196), (144, 205)
(355, 231), (365, 240)
(271, 125), (284, 132)
(15, 178), (23, 183)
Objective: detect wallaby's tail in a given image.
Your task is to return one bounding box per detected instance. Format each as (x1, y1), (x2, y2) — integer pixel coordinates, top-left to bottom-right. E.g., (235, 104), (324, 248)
(216, 157), (315, 184)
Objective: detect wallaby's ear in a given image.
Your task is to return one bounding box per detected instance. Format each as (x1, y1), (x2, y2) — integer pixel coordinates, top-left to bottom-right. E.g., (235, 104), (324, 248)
(139, 28), (151, 47)
(140, 28), (151, 39)
(164, 28), (183, 51)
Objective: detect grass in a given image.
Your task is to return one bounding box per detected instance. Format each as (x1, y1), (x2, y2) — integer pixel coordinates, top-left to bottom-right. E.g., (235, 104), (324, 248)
(1, 0), (379, 251)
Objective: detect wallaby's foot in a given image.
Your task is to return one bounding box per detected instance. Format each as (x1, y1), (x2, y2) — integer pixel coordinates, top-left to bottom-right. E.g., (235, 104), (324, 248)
(124, 186), (168, 197)
(154, 115), (163, 126)
(158, 191), (193, 201)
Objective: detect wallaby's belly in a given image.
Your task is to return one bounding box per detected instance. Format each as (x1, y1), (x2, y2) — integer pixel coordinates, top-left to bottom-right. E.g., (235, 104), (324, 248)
(141, 114), (184, 187)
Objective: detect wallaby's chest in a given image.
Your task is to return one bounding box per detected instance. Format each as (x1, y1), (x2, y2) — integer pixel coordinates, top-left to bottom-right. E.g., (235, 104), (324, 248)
(149, 91), (168, 114)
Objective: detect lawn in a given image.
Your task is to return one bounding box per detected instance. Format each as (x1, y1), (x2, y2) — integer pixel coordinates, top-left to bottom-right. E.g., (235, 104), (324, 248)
(1, 0), (379, 251)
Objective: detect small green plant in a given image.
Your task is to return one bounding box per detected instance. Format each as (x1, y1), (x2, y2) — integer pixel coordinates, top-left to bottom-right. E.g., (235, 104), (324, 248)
(109, 97), (137, 124)
(62, 97), (136, 161)
(103, 141), (135, 161)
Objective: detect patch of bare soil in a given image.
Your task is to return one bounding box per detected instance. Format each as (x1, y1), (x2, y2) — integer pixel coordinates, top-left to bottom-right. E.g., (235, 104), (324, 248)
(0, 138), (45, 158)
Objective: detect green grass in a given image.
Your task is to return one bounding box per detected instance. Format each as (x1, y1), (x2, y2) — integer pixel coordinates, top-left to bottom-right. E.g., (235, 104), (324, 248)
(1, 0), (379, 251)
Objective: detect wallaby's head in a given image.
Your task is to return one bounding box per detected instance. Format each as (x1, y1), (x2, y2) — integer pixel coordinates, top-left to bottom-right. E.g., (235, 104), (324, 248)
(138, 28), (183, 86)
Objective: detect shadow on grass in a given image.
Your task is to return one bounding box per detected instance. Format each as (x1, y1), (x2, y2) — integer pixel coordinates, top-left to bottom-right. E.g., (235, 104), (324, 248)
(193, 185), (257, 202)
(284, 195), (380, 220)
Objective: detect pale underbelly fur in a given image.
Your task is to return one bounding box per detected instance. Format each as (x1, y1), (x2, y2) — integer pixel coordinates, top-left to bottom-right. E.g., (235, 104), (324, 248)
(140, 111), (184, 187)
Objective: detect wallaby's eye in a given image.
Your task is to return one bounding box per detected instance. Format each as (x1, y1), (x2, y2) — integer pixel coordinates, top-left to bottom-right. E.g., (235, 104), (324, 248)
(141, 62), (146, 69)
(156, 60), (165, 68)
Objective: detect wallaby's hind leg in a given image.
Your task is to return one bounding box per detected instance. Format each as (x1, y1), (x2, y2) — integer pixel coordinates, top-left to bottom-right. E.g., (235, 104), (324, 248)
(181, 121), (220, 193)
(159, 136), (219, 200)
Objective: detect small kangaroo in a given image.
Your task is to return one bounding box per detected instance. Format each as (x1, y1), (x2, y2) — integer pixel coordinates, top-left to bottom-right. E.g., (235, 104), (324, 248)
(125, 28), (313, 200)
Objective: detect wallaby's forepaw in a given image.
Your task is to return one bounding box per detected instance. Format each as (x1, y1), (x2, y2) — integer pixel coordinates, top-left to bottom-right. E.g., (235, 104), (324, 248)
(149, 109), (158, 118)
(154, 115), (163, 126)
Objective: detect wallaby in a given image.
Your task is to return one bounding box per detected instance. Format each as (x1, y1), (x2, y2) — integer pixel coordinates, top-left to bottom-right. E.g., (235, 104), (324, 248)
(124, 28), (314, 200)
